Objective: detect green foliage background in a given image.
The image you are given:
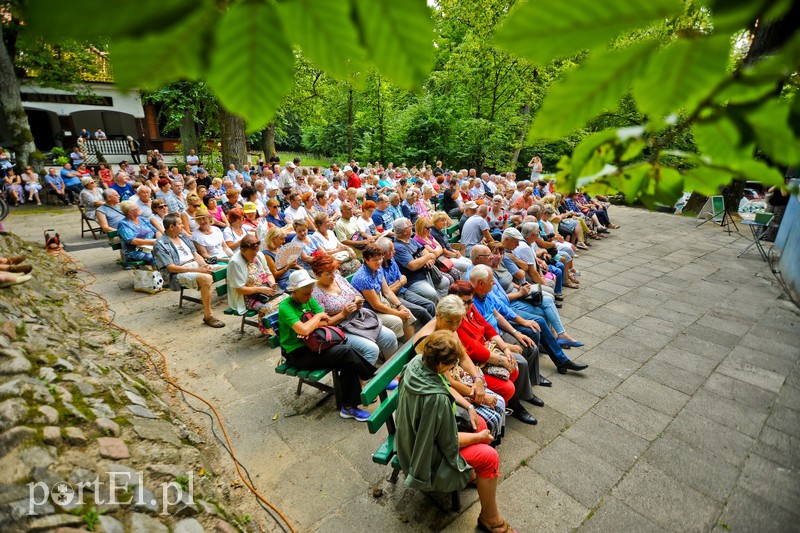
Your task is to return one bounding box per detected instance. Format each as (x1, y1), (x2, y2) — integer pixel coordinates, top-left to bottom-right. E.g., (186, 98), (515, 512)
(17, 0), (800, 204)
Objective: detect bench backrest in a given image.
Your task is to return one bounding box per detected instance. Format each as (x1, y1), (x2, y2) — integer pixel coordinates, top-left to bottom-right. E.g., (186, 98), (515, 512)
(107, 230), (123, 253)
(361, 341), (415, 435)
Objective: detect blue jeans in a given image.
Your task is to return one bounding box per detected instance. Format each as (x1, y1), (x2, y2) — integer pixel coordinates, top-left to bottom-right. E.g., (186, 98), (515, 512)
(548, 263), (564, 295)
(125, 250), (155, 265)
(512, 311), (569, 366)
(399, 289), (434, 323)
(511, 297), (565, 335)
(346, 326), (398, 365)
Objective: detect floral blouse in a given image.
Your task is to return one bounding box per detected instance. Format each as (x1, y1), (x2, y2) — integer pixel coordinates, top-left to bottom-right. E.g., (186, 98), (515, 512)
(311, 274), (360, 315)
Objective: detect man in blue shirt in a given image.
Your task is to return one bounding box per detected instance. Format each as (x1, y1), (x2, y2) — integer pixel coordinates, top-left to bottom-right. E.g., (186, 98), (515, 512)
(374, 237), (434, 323)
(59, 163), (83, 204)
(468, 264), (542, 424)
(109, 172), (136, 201)
(469, 246), (588, 374)
(372, 195), (392, 231)
(392, 218), (449, 303)
(364, 184), (379, 203)
(45, 168), (70, 205)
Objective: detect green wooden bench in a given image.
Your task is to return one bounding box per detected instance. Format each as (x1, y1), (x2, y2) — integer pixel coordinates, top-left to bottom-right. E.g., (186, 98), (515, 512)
(268, 312), (340, 407)
(443, 223), (461, 244)
(215, 280), (271, 338)
(359, 341), (461, 511)
(179, 266), (227, 308)
(107, 230), (144, 269)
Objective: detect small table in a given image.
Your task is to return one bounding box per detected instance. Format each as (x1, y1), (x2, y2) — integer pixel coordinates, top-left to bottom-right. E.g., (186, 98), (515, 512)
(739, 214), (773, 261)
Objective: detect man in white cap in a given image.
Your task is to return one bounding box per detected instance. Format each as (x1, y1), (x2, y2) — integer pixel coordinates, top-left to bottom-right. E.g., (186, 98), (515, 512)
(277, 269), (377, 422)
(344, 165), (361, 189)
(279, 161), (296, 193)
(461, 203), (493, 256)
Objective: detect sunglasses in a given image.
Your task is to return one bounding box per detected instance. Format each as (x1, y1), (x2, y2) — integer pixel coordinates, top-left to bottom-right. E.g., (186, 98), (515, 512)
(240, 243), (260, 249)
(462, 298), (473, 306)
(190, 204), (201, 208)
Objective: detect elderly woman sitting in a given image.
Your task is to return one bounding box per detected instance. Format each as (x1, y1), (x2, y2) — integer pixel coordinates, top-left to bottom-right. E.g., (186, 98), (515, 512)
(192, 207), (233, 262)
(413, 296), (506, 439)
(227, 234), (285, 333)
(278, 269), (377, 421)
(310, 254), (398, 366)
(118, 200), (161, 265)
(413, 216), (460, 285)
(429, 211), (472, 273)
(79, 177), (104, 220)
(263, 226), (300, 290)
(396, 330), (517, 533)
(310, 211), (360, 277)
(351, 244), (417, 341)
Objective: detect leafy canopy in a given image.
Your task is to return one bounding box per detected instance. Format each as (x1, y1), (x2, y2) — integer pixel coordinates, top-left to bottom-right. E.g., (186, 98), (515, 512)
(21, 0), (800, 205)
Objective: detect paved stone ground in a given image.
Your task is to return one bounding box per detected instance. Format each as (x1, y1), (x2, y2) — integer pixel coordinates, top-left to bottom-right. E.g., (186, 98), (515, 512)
(4, 205), (799, 532)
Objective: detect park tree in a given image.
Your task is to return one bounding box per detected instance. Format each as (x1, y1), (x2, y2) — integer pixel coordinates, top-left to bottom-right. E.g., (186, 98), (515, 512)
(1, 0), (109, 172)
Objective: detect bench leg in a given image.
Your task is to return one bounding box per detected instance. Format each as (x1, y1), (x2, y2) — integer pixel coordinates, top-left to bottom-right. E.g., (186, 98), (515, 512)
(295, 378), (304, 396)
(450, 491), (460, 512)
(389, 466), (400, 484)
(240, 315), (247, 333)
(179, 287), (185, 308)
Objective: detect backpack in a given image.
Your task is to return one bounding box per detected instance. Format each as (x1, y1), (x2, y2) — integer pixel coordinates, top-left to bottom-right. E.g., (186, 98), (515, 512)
(301, 311), (346, 353)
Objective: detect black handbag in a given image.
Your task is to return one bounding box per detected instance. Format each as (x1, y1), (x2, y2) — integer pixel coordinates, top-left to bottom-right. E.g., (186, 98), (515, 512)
(526, 284), (543, 306)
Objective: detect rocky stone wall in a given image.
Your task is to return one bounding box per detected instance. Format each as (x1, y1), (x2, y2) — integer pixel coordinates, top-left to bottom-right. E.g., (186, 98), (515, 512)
(0, 234), (264, 532)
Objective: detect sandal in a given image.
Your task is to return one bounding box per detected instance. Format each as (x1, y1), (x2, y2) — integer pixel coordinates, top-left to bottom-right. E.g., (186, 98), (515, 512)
(478, 516), (517, 533)
(8, 265), (32, 274)
(564, 281), (580, 289)
(203, 316), (226, 328)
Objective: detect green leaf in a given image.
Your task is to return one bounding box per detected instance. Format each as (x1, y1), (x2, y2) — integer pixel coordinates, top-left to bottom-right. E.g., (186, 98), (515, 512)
(615, 163), (650, 199)
(25, 0), (201, 41)
(692, 118), (750, 164)
(570, 129), (617, 178)
(724, 159), (785, 187)
(529, 41), (658, 140)
(354, 0), (434, 90)
(276, 0), (367, 80)
(683, 166), (733, 196)
(633, 35), (731, 119)
(745, 99), (800, 166)
(207, 1), (294, 131)
(495, 0), (681, 66)
(109, 10), (212, 91)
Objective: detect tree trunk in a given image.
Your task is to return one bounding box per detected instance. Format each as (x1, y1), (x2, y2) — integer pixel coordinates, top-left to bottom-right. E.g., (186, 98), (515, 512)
(347, 87), (354, 161)
(683, 192), (708, 214)
(509, 103), (531, 171)
(220, 108), (247, 169)
(0, 26), (43, 173)
(260, 122), (276, 160)
(179, 111), (198, 157)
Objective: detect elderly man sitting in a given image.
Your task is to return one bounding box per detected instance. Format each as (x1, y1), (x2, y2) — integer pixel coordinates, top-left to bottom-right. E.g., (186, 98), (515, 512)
(96, 189), (124, 232)
(154, 213), (225, 328)
(470, 246), (588, 374)
(461, 203), (494, 256)
(392, 217), (449, 303)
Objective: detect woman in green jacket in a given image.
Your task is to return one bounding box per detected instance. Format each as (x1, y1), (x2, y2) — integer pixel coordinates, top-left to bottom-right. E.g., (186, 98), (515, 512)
(396, 330), (516, 533)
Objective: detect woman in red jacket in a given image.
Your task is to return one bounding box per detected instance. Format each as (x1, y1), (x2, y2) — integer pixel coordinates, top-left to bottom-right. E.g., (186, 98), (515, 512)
(447, 281), (518, 404)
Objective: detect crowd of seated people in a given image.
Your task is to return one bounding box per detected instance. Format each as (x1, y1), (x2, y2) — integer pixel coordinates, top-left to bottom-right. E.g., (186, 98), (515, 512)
(42, 156), (622, 530)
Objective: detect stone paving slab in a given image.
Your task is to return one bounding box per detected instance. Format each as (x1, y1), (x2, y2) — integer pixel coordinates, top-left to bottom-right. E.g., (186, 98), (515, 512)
(5, 204), (799, 532)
